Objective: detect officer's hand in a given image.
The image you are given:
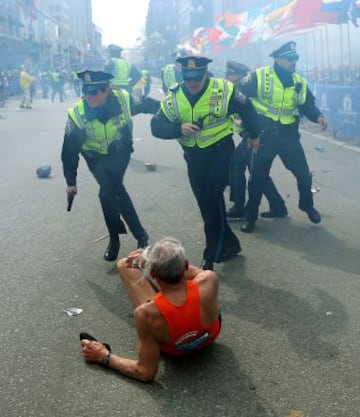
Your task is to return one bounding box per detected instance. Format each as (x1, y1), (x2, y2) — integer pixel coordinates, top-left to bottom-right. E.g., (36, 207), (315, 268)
(249, 137), (260, 151)
(317, 115), (327, 131)
(66, 185), (77, 196)
(181, 123), (200, 137)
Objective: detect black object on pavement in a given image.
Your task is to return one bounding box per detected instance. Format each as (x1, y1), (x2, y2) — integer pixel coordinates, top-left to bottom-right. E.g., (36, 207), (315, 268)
(36, 165), (51, 178)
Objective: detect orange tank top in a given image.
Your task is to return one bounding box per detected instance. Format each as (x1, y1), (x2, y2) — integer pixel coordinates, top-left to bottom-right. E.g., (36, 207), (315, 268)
(153, 280), (221, 357)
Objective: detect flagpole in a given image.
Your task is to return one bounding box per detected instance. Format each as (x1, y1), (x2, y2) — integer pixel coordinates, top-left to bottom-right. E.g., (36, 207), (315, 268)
(339, 23), (344, 68)
(346, 22), (352, 68)
(319, 27), (325, 71)
(325, 25), (330, 69)
(312, 30), (317, 72)
(304, 32), (309, 75)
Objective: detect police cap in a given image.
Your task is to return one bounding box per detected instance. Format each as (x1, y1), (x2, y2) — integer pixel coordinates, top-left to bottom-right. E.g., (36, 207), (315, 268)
(176, 56), (212, 78)
(108, 44), (123, 53)
(270, 41), (299, 60)
(77, 70), (113, 93)
(226, 61), (250, 77)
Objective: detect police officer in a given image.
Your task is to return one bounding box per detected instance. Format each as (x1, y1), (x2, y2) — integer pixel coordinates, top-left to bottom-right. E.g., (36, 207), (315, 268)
(61, 70), (159, 261)
(240, 41), (327, 233)
(132, 67), (152, 98)
(50, 68), (64, 103)
(105, 44), (142, 92)
(141, 67), (151, 97)
(151, 56), (261, 270)
(225, 60), (288, 221)
(161, 50), (185, 94)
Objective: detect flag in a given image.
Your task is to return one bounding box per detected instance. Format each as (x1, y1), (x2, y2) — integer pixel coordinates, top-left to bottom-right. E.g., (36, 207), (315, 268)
(320, 0), (359, 26)
(273, 0), (342, 38)
(348, 0), (360, 25)
(320, 0), (352, 12)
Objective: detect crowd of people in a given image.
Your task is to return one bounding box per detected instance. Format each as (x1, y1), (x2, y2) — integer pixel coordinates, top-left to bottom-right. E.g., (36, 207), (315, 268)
(56, 40), (330, 382)
(0, 61), (153, 110)
(0, 65), (81, 108)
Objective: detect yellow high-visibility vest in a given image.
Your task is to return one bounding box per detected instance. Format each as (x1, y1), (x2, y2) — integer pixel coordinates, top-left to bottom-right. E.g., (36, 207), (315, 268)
(68, 90), (132, 155)
(161, 78), (234, 148)
(162, 64), (177, 90)
(109, 58), (131, 88)
(251, 66), (307, 124)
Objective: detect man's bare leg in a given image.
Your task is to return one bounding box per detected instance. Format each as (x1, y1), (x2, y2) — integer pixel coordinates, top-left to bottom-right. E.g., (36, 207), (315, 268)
(117, 258), (157, 308)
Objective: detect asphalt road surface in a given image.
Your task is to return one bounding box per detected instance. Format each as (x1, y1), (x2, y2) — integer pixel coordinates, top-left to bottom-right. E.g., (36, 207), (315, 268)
(1, 84), (359, 417)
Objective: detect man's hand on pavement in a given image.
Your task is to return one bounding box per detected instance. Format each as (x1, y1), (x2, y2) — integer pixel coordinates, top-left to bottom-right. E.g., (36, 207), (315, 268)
(81, 340), (109, 364)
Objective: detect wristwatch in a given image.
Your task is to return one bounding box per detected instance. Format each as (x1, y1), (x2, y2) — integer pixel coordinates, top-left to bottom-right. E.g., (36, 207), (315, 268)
(100, 352), (111, 367)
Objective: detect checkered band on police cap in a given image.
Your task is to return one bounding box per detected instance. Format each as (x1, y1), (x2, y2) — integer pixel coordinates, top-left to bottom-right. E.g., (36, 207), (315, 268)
(270, 41), (299, 59)
(77, 70), (113, 85)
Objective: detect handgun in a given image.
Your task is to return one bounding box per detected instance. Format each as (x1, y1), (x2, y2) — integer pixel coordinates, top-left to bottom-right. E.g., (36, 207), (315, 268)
(67, 192), (75, 212)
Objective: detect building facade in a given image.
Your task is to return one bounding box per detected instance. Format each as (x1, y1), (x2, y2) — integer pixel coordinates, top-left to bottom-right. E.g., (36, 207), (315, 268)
(0, 0), (102, 70)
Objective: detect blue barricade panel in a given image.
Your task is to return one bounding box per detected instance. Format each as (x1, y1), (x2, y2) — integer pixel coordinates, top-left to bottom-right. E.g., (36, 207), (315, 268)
(313, 83), (360, 138)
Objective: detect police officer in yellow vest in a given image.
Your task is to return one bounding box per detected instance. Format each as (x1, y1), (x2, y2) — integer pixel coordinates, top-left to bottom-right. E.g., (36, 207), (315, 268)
(151, 56), (261, 270)
(240, 41), (327, 233)
(225, 60), (287, 221)
(141, 68), (151, 97)
(61, 70), (159, 261)
(105, 44), (141, 92)
(161, 50), (185, 94)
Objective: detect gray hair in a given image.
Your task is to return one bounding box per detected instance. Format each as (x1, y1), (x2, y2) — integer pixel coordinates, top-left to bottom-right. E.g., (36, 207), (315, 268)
(141, 237), (186, 284)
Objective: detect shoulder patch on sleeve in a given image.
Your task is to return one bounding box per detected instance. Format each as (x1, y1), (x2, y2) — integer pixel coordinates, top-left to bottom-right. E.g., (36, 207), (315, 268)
(169, 82), (181, 92)
(240, 73), (252, 86)
(234, 89), (247, 104)
(65, 118), (76, 136)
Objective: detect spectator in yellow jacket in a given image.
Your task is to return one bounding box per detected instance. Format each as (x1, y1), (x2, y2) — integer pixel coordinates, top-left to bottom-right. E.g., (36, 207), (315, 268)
(19, 65), (33, 109)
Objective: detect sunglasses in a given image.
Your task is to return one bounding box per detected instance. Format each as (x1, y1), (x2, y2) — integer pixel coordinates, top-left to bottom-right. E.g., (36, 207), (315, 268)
(283, 56), (299, 62)
(183, 75), (204, 82)
(82, 87), (104, 96)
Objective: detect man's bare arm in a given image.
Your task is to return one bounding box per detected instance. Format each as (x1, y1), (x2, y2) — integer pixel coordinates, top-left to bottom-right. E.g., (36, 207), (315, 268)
(81, 306), (160, 382)
(183, 264), (206, 280)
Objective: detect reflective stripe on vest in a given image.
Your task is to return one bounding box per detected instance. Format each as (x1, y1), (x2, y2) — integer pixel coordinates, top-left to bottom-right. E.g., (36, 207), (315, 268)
(110, 58), (131, 87)
(68, 90), (133, 155)
(51, 72), (60, 82)
(163, 64), (177, 90)
(251, 66), (307, 124)
(160, 78), (234, 148)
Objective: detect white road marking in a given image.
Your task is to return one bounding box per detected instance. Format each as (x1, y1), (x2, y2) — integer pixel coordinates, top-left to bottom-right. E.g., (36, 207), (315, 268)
(301, 129), (360, 153)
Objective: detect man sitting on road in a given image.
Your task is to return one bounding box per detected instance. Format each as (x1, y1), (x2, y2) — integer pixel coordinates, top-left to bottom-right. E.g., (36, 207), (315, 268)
(80, 237), (221, 382)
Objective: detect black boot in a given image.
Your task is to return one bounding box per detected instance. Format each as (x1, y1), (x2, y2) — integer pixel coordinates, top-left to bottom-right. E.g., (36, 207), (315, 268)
(220, 239), (242, 262)
(260, 207), (288, 218)
(241, 221), (255, 233)
(226, 204), (246, 221)
(104, 235), (120, 261)
(306, 207), (321, 224)
(200, 259), (214, 270)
